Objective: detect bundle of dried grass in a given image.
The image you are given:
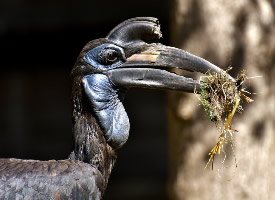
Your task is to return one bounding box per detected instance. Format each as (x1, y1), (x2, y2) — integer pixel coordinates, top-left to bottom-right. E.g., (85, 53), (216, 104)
(198, 68), (253, 169)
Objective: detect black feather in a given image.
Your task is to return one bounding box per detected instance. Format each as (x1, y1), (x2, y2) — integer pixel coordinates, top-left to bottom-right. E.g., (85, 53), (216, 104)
(0, 159), (104, 199)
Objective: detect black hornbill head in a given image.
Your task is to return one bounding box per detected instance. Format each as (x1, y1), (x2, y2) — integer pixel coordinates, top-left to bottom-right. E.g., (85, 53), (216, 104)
(71, 17), (234, 150)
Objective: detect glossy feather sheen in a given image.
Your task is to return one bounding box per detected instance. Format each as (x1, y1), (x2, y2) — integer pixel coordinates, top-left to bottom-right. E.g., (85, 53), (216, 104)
(0, 159), (103, 199)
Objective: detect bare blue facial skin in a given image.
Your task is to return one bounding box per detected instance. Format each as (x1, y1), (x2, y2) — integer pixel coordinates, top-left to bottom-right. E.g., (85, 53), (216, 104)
(82, 74), (129, 149)
(84, 43), (126, 71)
(82, 43), (130, 149)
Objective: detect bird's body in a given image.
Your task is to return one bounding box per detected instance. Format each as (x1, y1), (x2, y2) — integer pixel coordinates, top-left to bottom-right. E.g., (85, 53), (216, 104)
(0, 80), (116, 199)
(0, 17), (233, 199)
(0, 110), (115, 199)
(0, 159), (103, 200)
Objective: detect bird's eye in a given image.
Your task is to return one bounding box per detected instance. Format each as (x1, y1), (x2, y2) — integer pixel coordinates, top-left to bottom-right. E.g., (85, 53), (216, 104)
(99, 49), (120, 65)
(84, 43), (125, 70)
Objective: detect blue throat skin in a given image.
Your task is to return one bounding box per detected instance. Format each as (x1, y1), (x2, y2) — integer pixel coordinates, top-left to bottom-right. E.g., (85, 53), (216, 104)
(82, 74), (129, 149)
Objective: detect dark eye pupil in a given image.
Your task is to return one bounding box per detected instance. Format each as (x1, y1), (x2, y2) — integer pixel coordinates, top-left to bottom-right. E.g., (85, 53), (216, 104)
(100, 49), (119, 64)
(107, 51), (118, 61)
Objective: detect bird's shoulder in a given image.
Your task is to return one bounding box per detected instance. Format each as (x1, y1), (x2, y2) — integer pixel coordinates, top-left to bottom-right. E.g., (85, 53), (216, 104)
(0, 158), (103, 200)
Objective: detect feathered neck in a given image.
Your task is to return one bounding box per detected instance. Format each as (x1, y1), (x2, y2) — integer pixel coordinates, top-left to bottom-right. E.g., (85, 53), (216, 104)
(69, 75), (117, 186)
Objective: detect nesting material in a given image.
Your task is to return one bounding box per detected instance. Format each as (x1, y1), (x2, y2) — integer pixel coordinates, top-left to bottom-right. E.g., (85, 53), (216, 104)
(198, 69), (253, 169)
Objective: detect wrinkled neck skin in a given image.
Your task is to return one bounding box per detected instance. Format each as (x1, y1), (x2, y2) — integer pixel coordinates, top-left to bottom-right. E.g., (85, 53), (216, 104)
(69, 74), (129, 189)
(81, 74), (130, 149)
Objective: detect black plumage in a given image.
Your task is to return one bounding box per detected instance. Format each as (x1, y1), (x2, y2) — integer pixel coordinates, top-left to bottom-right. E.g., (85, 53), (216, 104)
(0, 159), (103, 199)
(0, 17), (234, 199)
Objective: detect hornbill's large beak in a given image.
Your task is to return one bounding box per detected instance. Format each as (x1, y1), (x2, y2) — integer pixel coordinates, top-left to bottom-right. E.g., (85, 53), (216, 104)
(104, 17), (234, 93)
(107, 43), (234, 93)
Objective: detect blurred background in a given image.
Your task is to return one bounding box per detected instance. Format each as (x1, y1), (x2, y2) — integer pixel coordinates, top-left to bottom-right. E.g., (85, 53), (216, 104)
(1, 0), (275, 200)
(167, 0), (275, 200)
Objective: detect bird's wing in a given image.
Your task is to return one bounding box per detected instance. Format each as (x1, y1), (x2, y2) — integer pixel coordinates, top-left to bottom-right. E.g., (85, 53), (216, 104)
(0, 158), (104, 200)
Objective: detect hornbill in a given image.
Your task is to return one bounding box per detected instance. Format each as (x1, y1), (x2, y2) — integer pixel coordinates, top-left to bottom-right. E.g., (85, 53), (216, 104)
(0, 17), (233, 199)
